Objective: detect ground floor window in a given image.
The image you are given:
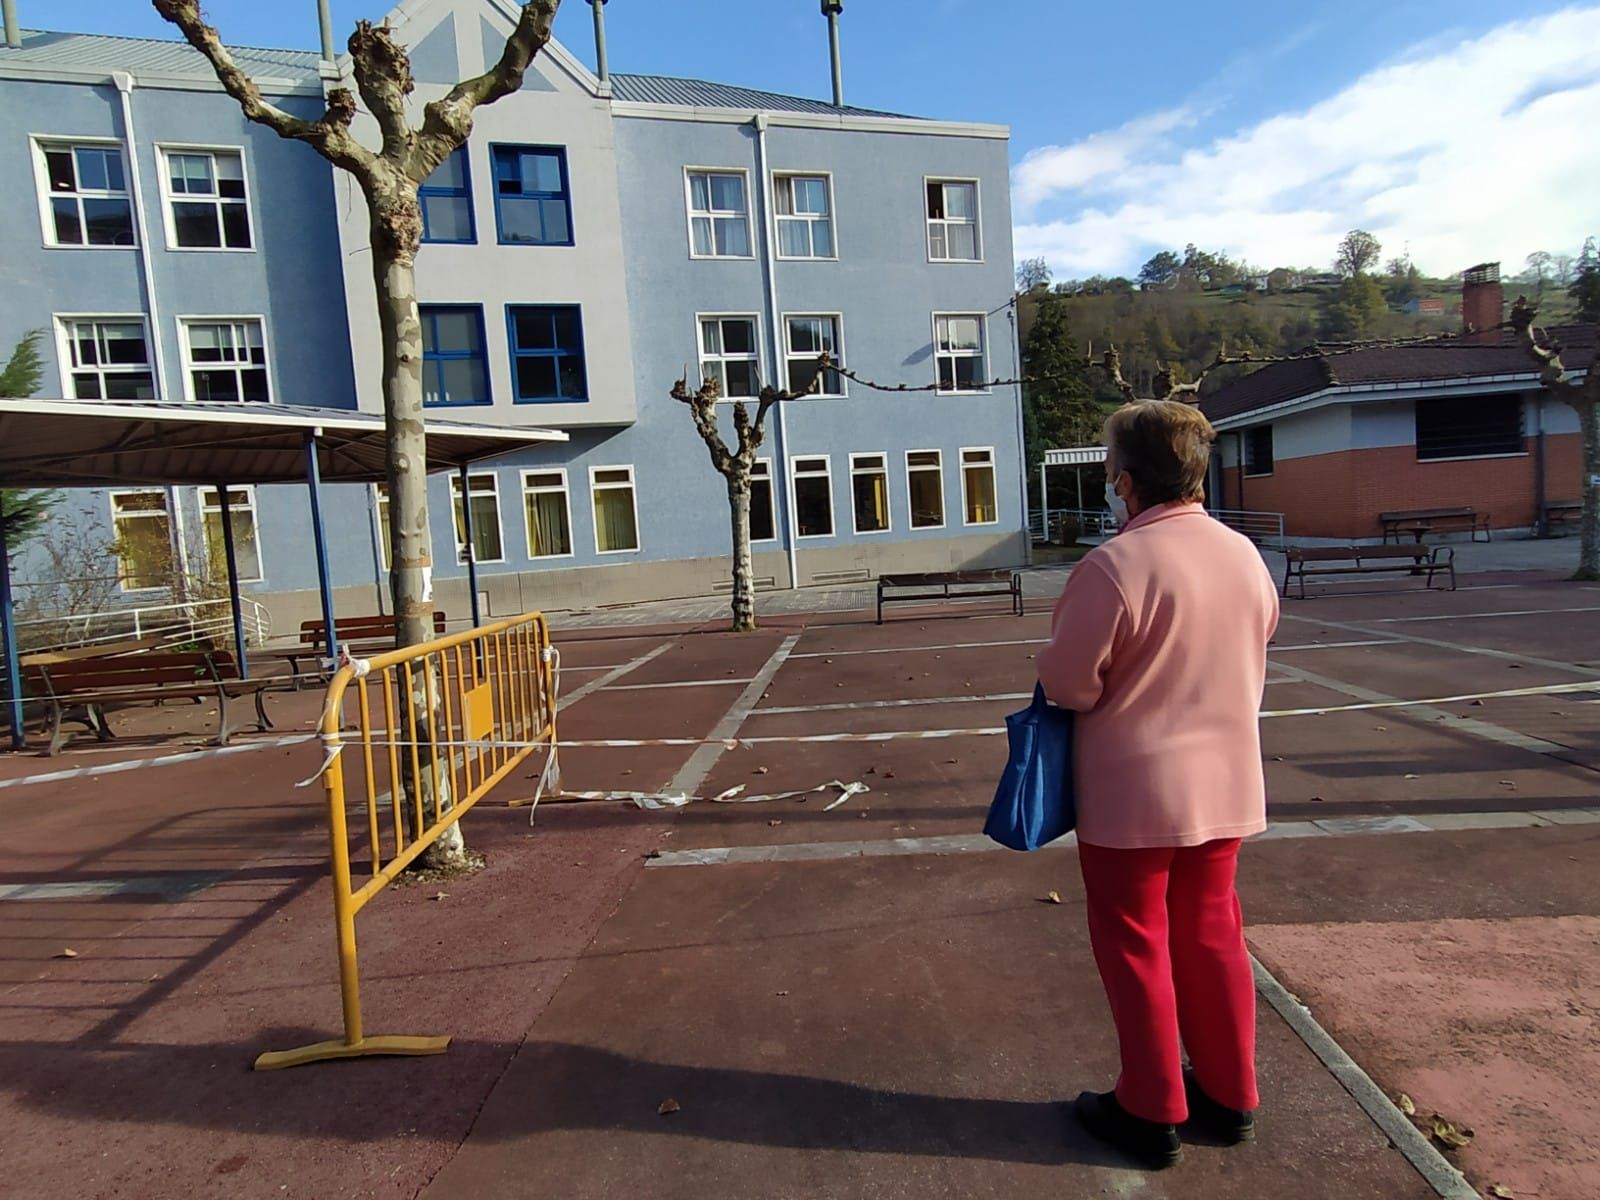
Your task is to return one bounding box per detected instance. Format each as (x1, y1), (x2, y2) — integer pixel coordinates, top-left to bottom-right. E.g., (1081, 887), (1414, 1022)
(850, 453), (890, 533)
(750, 459), (775, 542)
(450, 473), (505, 564)
(1415, 395), (1523, 460)
(109, 489), (171, 590)
(1244, 426), (1274, 476)
(198, 485), (263, 582)
(907, 449), (945, 528)
(792, 456), (834, 538)
(521, 469), (573, 558)
(961, 447), (998, 525)
(591, 466), (640, 553)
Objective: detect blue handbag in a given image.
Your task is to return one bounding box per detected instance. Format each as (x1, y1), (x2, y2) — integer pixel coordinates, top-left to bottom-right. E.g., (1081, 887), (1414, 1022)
(984, 683), (1076, 850)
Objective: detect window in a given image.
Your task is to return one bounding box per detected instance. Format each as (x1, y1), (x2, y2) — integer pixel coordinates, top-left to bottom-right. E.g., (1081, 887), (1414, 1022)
(109, 490), (171, 591)
(450, 473), (504, 564)
(907, 450), (945, 529)
(850, 453), (891, 534)
(420, 146), (475, 243)
(493, 145), (571, 245)
(699, 316), (761, 398)
(421, 306), (489, 407)
(686, 169), (751, 258)
(199, 485), (263, 582)
(934, 314), (987, 393)
(38, 142), (134, 247)
(180, 318), (269, 403)
(784, 314), (845, 396)
(162, 148), (251, 249)
(374, 483), (392, 570)
(521, 469), (573, 559)
(750, 459), (776, 542)
(774, 173), (834, 259)
(961, 448), (998, 525)
(1415, 396), (1524, 461)
(508, 305), (587, 403)
(592, 466), (640, 554)
(60, 318), (155, 400)
(1244, 427), (1274, 476)
(792, 456), (834, 539)
(926, 178), (979, 261)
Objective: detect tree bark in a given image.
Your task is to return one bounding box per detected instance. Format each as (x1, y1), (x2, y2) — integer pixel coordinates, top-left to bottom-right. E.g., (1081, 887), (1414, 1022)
(727, 465), (756, 632)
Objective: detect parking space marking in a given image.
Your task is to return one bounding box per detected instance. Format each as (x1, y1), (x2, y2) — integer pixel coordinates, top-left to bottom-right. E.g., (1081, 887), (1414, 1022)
(789, 638), (1046, 660)
(755, 692), (1031, 716)
(1372, 605), (1600, 624)
(558, 642), (676, 712)
(1278, 612), (1600, 677)
(605, 677), (756, 691)
(665, 636), (802, 795)
(1269, 639), (1404, 652)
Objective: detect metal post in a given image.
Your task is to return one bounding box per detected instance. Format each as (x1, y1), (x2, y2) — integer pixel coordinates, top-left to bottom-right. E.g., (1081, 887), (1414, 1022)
(588, 0), (609, 86)
(0, 495), (24, 750)
(304, 432), (340, 664)
(3, 0), (21, 50)
(317, 0), (336, 64)
(458, 465), (482, 628)
(217, 484), (250, 679)
(1039, 462), (1048, 541)
(822, 1), (844, 107)
(1076, 466), (1084, 511)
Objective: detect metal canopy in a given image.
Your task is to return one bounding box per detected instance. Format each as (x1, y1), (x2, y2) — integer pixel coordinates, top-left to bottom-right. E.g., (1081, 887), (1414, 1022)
(1043, 445), (1107, 468)
(0, 398), (567, 488)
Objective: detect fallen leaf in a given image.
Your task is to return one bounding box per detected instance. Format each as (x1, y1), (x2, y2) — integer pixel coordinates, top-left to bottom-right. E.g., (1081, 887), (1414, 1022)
(865, 766), (877, 775)
(775, 990), (789, 997)
(56, 948), (79, 959)
(1471, 699), (1486, 707)
(944, 758), (958, 765)
(1375, 725), (1388, 732)
(1041, 890), (1062, 904)
(1404, 773), (1419, 780)
(657, 1099), (681, 1116)
(1272, 755), (1285, 762)
(1309, 796), (1325, 803)
(1397, 1093), (1416, 1116)
(1489, 1186), (1514, 1198)
(1429, 1115), (1473, 1150)
(753, 766), (770, 775)
(857, 811), (869, 818)
(768, 819), (782, 827)
(882, 770), (896, 779)
(432, 892), (448, 901)
(1499, 780), (1517, 788)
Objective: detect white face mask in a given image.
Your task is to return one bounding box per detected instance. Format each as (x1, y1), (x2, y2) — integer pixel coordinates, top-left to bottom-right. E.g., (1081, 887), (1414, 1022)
(1105, 478), (1131, 526)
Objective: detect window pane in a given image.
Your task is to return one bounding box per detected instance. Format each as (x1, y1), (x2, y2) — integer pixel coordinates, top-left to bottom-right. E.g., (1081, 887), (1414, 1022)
(188, 323), (226, 362)
(853, 470), (889, 533)
(514, 310), (555, 350)
(51, 198), (83, 244)
(908, 451), (940, 468)
(965, 465), (997, 524)
(943, 183), (975, 219)
(240, 368), (270, 403)
(812, 221), (834, 258)
(113, 507), (172, 590)
(749, 476), (775, 541)
(526, 489), (572, 557)
(516, 356), (558, 399)
(540, 197), (570, 243)
(471, 495), (501, 561)
(526, 151), (563, 194)
(722, 319), (754, 355)
(499, 195), (544, 242)
(221, 203), (252, 248)
(795, 476), (833, 538)
(170, 153), (213, 195)
(71, 373), (102, 399)
(429, 309), (480, 354)
(439, 357), (488, 405)
(426, 147), (467, 190)
(526, 472), (563, 489)
(193, 369), (240, 402)
(557, 356), (587, 399)
(928, 223), (947, 259)
(947, 317), (981, 351)
(724, 361), (757, 396)
(774, 178), (794, 217)
(552, 308), (581, 351)
(788, 319), (821, 354)
(690, 174), (710, 211)
(709, 174), (743, 212)
(909, 470), (944, 528)
(46, 150), (75, 192)
(795, 177), (828, 214)
(714, 216), (749, 257)
(594, 486), (639, 552)
(926, 181), (944, 218)
(102, 324), (148, 365)
(594, 468), (631, 485)
(947, 223), (977, 260)
(106, 371), (156, 400)
(954, 356), (984, 390)
(75, 147), (109, 191)
(700, 319), (723, 356)
(84, 198), (134, 245)
(173, 201), (221, 247)
(691, 216), (713, 256)
(778, 220), (811, 257)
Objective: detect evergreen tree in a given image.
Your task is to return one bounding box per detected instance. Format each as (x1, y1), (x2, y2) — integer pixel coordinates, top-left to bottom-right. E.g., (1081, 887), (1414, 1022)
(0, 331), (60, 550)
(1570, 237), (1600, 323)
(1020, 298), (1101, 472)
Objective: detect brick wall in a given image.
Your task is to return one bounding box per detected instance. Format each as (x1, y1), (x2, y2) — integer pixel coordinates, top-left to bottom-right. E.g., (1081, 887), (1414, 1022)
(1218, 433), (1581, 539)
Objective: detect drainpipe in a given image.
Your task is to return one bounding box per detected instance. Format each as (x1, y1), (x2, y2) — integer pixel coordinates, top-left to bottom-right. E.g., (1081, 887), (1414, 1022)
(821, 2), (844, 108)
(317, 0), (336, 65)
(3, 0), (21, 50)
(752, 113), (801, 591)
(588, 0), (609, 86)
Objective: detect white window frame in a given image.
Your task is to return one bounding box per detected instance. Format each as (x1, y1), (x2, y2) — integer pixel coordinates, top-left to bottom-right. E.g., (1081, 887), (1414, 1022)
(198, 484), (265, 583)
(789, 454), (835, 541)
(683, 166), (754, 260)
(782, 312), (847, 399)
(154, 143), (256, 253)
(175, 315), (274, 404)
(905, 449), (947, 532)
(373, 482), (392, 571)
(53, 313), (158, 401)
(959, 446), (999, 527)
(772, 170), (838, 261)
(107, 488), (172, 593)
(30, 136), (137, 250)
(848, 452), (892, 535)
(923, 175), (982, 263)
(750, 457), (777, 543)
(590, 464), (642, 556)
(519, 467), (576, 561)
(932, 312), (991, 395)
(450, 471), (507, 566)
(695, 312), (764, 402)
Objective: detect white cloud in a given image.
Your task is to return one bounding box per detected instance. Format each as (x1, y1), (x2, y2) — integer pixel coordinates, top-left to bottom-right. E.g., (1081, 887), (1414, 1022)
(1014, 7), (1600, 279)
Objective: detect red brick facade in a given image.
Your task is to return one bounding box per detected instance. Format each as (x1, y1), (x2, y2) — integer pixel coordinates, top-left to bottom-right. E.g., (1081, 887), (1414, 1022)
(1218, 433), (1582, 539)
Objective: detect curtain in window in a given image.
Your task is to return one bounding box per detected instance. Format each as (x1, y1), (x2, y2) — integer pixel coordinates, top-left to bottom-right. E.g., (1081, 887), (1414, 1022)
(594, 487), (638, 552)
(526, 491), (571, 557)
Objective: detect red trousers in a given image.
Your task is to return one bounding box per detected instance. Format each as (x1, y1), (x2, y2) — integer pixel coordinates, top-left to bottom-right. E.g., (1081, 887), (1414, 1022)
(1077, 838), (1258, 1124)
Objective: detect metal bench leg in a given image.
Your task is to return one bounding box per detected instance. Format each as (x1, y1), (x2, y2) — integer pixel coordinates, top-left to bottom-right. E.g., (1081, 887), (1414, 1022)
(253, 688), (273, 732)
(45, 701), (66, 757)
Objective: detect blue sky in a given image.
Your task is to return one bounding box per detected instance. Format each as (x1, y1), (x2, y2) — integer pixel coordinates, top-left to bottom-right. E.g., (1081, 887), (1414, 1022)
(31, 1), (1600, 279)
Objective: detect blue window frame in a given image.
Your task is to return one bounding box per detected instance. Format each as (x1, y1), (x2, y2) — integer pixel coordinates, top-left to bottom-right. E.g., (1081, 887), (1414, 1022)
(419, 147), (475, 244)
(492, 145), (573, 246)
(420, 305), (490, 407)
(507, 305), (587, 403)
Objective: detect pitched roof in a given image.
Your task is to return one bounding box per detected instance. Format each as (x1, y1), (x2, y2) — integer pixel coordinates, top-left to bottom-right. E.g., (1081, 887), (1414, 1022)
(1201, 325), (1597, 424)
(610, 72), (918, 119)
(0, 28), (321, 85)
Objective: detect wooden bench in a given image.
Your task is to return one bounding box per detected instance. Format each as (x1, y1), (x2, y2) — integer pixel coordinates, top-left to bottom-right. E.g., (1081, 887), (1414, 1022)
(1282, 545), (1456, 599)
(1379, 506), (1490, 543)
(267, 612), (447, 683)
(26, 650), (275, 756)
(1544, 499), (1581, 533)
(19, 635), (165, 668)
(876, 570), (1023, 624)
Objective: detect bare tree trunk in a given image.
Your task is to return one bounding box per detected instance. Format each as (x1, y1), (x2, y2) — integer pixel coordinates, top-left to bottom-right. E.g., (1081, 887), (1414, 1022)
(728, 466), (756, 632)
(1575, 398), (1600, 581)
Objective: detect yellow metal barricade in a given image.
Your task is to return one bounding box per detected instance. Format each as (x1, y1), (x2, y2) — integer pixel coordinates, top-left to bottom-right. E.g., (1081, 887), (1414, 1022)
(255, 611), (557, 1071)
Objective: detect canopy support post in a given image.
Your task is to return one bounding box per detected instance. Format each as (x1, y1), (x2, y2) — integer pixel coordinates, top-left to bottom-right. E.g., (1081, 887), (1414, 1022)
(217, 483), (249, 679)
(304, 432), (340, 665)
(0, 495), (23, 750)
(458, 465), (482, 629)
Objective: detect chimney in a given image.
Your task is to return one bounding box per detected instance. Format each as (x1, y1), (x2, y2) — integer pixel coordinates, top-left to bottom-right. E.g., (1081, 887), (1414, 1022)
(589, 0), (609, 87)
(821, 1), (843, 107)
(1461, 262), (1503, 340)
(317, 0), (335, 63)
(3, 0), (21, 51)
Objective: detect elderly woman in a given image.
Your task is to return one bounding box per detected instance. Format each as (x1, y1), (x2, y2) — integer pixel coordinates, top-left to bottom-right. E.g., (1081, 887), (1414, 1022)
(1036, 400), (1279, 1168)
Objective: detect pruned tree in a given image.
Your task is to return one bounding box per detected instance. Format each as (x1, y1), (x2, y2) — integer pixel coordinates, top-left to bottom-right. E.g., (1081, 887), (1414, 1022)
(1510, 297), (1599, 580)
(1016, 256), (1052, 293)
(1335, 229), (1382, 278)
(153, 0), (562, 871)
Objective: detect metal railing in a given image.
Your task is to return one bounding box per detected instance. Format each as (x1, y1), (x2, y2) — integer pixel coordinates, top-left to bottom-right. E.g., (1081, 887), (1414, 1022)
(13, 593), (271, 655)
(1208, 508), (1287, 549)
(254, 610), (557, 1071)
(1029, 507), (1117, 543)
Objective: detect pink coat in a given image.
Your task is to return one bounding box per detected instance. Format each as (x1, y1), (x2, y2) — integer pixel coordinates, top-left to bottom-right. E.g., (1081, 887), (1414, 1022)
(1036, 503), (1280, 849)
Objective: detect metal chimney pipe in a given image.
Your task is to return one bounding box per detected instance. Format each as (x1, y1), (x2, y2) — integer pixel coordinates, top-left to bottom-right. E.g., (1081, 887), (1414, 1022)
(822, 1), (843, 107)
(3, 0), (22, 51)
(589, 0), (609, 86)
(317, 0), (336, 64)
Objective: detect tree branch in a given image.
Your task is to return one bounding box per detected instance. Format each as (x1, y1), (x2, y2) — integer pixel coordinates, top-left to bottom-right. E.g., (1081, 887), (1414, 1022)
(1509, 296), (1577, 399)
(349, 20), (415, 161)
(151, 0), (375, 177)
(672, 375), (734, 476)
(410, 0), (560, 180)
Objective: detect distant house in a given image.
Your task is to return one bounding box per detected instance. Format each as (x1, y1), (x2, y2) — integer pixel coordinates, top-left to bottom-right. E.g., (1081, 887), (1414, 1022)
(1403, 297), (1447, 316)
(1202, 265), (1593, 541)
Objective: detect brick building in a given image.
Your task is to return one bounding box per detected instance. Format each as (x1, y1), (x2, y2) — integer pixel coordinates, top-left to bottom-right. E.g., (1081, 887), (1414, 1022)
(1202, 266), (1594, 541)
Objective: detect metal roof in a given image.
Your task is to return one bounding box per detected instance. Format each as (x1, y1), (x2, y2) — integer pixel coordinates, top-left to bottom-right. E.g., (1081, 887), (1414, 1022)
(0, 399), (565, 488)
(610, 72), (918, 119)
(1044, 446), (1107, 467)
(0, 28), (321, 85)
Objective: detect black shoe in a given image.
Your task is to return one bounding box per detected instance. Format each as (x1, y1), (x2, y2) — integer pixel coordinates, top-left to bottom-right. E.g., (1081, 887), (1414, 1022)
(1183, 1068), (1256, 1144)
(1072, 1090), (1181, 1169)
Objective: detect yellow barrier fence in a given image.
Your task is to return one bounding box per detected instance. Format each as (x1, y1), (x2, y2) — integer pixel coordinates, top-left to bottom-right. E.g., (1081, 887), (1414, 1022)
(255, 611), (557, 1071)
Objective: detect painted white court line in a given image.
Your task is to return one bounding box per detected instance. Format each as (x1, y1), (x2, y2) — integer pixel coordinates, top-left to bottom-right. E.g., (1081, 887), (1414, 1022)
(1278, 612), (1600, 678)
(1372, 605), (1600, 624)
(1268, 639), (1404, 652)
(754, 692), (1032, 717)
(558, 642), (677, 712)
(0, 734), (317, 792)
(0, 871), (228, 902)
(664, 636), (803, 797)
(789, 638), (1046, 660)
(605, 677), (757, 692)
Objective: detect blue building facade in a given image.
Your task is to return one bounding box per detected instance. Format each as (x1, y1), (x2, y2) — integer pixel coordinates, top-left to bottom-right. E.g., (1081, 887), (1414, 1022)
(0, 2), (1025, 629)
